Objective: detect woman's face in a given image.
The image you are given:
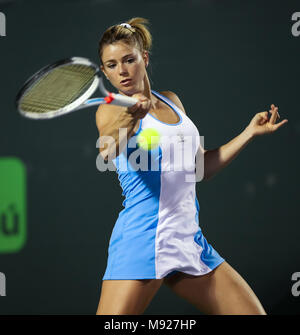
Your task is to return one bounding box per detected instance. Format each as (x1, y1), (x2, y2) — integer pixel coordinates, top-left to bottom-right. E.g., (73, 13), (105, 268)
(101, 40), (148, 95)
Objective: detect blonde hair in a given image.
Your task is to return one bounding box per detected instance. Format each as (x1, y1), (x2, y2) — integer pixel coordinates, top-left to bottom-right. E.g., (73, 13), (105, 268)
(98, 17), (152, 64)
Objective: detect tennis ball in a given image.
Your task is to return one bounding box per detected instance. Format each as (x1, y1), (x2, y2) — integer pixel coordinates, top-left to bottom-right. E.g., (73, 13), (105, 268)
(137, 128), (161, 150)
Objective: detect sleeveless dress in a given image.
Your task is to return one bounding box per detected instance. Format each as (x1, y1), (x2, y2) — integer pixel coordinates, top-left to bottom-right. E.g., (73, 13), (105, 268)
(102, 90), (225, 280)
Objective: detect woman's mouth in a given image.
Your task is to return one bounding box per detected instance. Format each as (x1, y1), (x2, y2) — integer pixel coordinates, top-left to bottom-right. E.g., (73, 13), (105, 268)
(120, 79), (132, 86)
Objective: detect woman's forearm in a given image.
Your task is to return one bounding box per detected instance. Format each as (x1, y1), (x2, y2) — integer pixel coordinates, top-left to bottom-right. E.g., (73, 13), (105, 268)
(100, 111), (139, 161)
(204, 127), (255, 181)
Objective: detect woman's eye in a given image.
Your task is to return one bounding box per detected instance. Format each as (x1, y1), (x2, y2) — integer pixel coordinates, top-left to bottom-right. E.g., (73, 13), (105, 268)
(107, 59), (134, 69)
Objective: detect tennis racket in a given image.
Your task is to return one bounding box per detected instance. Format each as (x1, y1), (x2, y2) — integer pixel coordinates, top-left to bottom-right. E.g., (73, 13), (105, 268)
(15, 57), (138, 119)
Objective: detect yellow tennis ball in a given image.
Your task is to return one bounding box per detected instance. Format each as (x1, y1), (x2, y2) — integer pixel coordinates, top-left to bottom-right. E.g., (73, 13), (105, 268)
(137, 128), (161, 150)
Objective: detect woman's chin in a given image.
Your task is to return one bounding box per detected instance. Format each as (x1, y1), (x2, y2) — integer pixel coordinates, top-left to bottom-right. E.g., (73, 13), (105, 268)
(120, 87), (140, 96)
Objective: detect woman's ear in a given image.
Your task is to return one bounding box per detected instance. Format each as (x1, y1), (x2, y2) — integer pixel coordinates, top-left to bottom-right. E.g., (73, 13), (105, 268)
(143, 50), (149, 68)
(100, 65), (109, 79)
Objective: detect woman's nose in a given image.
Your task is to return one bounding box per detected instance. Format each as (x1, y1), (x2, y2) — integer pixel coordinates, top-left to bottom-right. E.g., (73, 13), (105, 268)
(118, 63), (128, 74)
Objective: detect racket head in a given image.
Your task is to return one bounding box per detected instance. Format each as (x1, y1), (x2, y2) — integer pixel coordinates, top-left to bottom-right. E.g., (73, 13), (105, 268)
(16, 57), (101, 119)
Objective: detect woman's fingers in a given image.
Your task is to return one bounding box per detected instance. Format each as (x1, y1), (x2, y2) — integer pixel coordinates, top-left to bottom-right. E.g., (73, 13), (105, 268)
(267, 104), (288, 131)
(127, 93), (152, 119)
(270, 104), (279, 115)
(258, 111), (268, 124)
(272, 119), (289, 131)
(269, 105), (280, 124)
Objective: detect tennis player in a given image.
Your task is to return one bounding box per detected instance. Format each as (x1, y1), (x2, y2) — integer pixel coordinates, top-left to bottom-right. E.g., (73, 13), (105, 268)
(95, 17), (288, 315)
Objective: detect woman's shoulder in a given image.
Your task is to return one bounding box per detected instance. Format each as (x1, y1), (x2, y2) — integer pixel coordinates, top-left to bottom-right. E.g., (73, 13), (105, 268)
(158, 90), (186, 114)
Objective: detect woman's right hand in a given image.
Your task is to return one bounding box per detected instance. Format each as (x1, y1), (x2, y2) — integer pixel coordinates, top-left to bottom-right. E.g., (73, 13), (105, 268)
(127, 93), (152, 119)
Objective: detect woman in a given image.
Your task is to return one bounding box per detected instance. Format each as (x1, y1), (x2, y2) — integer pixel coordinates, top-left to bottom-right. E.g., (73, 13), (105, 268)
(95, 17), (288, 315)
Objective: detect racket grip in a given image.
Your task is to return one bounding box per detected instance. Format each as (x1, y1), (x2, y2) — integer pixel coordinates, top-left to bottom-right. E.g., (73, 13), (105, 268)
(110, 93), (138, 107)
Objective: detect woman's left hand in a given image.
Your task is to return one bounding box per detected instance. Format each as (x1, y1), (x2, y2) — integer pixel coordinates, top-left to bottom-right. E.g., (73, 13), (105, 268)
(246, 104), (288, 137)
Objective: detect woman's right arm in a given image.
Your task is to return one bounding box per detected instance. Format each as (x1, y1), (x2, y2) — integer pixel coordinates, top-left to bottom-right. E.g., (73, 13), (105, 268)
(96, 94), (151, 161)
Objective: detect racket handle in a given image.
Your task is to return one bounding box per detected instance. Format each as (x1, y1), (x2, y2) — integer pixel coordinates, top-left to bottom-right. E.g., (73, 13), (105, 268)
(110, 93), (138, 107)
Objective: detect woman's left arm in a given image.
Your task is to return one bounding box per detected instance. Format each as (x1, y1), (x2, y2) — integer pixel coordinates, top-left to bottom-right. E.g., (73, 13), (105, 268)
(203, 104), (288, 181)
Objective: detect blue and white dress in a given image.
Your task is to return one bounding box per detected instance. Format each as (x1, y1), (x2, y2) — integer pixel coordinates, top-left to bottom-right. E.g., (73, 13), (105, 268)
(102, 90), (225, 280)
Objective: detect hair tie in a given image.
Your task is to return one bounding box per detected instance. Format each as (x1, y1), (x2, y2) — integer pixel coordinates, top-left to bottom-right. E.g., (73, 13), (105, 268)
(119, 23), (132, 29)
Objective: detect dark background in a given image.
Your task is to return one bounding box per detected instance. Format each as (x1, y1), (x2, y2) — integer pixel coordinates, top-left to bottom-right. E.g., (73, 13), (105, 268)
(0, 0), (299, 315)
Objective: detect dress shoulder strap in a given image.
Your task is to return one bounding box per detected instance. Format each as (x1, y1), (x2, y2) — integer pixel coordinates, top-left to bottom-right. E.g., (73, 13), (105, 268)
(151, 90), (185, 115)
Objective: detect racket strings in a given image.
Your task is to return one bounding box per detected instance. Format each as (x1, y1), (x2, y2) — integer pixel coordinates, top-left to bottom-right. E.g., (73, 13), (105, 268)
(19, 64), (96, 114)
